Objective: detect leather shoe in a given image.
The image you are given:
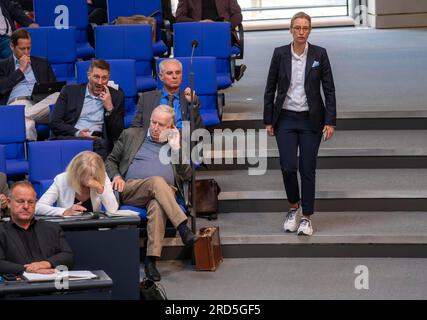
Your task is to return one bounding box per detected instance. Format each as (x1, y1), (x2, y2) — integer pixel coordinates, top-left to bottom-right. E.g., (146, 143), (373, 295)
(235, 64), (247, 81)
(144, 261), (161, 282)
(181, 228), (199, 247)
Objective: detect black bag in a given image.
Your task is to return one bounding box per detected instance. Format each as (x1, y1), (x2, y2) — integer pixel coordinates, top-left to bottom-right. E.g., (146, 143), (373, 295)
(140, 278), (167, 300)
(194, 179), (221, 220)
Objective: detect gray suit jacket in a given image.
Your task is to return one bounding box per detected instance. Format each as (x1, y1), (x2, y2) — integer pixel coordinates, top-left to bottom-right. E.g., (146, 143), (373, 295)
(105, 127), (191, 198)
(0, 219), (74, 275)
(131, 89), (204, 130)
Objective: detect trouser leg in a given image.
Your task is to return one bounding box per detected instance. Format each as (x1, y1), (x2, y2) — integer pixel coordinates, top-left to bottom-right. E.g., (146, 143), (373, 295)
(275, 111), (300, 205)
(122, 176), (187, 257)
(298, 123), (322, 215)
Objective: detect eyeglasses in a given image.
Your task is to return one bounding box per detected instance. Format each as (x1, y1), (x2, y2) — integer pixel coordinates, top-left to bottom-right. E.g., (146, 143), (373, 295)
(292, 26), (311, 33)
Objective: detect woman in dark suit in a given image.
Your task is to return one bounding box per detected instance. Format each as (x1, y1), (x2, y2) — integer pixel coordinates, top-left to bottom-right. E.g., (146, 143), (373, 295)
(263, 12), (336, 236)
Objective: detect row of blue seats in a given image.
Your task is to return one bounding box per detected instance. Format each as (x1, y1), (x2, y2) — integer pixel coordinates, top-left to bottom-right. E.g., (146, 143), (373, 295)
(33, 0), (170, 58)
(25, 22), (236, 92)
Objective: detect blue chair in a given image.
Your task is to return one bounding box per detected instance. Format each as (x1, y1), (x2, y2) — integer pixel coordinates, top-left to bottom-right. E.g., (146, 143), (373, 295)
(156, 57), (222, 126)
(95, 25), (156, 93)
(106, 0), (169, 57)
(28, 140), (93, 197)
(174, 22), (233, 90)
(33, 0), (95, 59)
(25, 27), (77, 83)
(0, 105), (28, 178)
(0, 145), (6, 174)
(76, 59), (137, 128)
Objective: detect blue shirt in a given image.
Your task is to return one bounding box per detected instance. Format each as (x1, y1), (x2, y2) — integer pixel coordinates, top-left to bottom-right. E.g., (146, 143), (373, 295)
(125, 136), (175, 186)
(160, 88), (182, 129)
(74, 86), (104, 135)
(8, 55), (36, 104)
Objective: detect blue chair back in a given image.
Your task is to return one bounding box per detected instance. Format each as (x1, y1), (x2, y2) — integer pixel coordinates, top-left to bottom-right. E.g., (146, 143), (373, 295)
(33, 0), (95, 59)
(95, 25), (156, 92)
(106, 0), (168, 56)
(0, 105), (28, 177)
(156, 57), (220, 126)
(25, 27), (77, 83)
(76, 59), (137, 128)
(174, 22), (232, 90)
(28, 140), (93, 197)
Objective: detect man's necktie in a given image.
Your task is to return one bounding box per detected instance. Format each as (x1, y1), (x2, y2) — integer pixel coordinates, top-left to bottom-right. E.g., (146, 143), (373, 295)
(167, 94), (174, 107)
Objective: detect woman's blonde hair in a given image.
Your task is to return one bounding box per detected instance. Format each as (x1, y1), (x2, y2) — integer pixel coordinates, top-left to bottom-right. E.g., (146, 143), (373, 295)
(66, 151), (106, 195)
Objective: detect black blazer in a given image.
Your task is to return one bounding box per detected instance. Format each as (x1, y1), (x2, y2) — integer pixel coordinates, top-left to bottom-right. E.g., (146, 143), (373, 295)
(0, 56), (57, 105)
(49, 84), (125, 143)
(263, 43), (336, 132)
(0, 219), (74, 275)
(131, 89), (204, 130)
(0, 0), (33, 34)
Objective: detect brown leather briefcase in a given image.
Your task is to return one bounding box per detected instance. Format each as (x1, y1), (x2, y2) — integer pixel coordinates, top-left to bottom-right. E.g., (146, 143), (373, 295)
(194, 179), (221, 220)
(194, 226), (223, 271)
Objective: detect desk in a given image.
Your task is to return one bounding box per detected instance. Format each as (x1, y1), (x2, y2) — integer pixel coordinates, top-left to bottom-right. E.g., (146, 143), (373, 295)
(41, 214), (141, 300)
(0, 270), (112, 300)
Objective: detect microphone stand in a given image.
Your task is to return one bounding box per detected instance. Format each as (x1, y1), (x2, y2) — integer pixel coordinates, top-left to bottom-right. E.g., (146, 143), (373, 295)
(189, 41), (198, 234)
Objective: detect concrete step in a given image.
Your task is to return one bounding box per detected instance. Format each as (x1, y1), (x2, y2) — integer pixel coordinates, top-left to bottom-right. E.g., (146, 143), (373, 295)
(217, 109), (427, 130)
(158, 211), (427, 260)
(157, 257), (427, 299)
(200, 130), (427, 169)
(196, 169), (427, 212)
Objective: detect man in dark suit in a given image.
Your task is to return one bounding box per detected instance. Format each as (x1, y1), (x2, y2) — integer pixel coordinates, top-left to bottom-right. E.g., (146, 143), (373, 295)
(50, 59), (125, 159)
(131, 58), (204, 130)
(0, 29), (57, 140)
(0, 0), (38, 59)
(175, 0), (246, 80)
(0, 181), (73, 275)
(264, 12), (336, 236)
(106, 105), (198, 282)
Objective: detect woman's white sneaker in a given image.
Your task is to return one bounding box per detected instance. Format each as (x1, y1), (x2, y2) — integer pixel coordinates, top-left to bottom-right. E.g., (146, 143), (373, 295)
(283, 207), (301, 232)
(297, 218), (313, 236)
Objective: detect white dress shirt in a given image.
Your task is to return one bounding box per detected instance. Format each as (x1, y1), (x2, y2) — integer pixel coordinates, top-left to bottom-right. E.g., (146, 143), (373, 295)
(282, 42), (309, 112)
(36, 172), (119, 216)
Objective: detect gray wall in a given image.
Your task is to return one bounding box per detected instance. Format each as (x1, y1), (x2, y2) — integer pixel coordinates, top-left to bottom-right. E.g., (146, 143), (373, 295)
(367, 0), (427, 28)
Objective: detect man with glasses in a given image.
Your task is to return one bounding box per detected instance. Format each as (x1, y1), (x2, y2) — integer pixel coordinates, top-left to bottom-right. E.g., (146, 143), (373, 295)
(0, 181), (73, 275)
(50, 59), (125, 159)
(131, 58), (203, 130)
(263, 12), (336, 236)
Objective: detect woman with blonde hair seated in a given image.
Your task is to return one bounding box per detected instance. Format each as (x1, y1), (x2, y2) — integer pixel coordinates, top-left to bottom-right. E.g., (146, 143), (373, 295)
(36, 151), (118, 216)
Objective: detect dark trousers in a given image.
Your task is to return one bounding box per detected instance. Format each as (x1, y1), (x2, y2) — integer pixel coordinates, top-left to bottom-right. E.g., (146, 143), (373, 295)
(275, 109), (322, 215)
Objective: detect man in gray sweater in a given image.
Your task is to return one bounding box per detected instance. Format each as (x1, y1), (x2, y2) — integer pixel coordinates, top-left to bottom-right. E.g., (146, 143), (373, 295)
(105, 105), (198, 282)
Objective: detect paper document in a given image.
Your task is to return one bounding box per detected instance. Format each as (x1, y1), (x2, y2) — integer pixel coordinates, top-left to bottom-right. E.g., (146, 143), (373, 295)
(23, 270), (98, 282)
(104, 209), (140, 217)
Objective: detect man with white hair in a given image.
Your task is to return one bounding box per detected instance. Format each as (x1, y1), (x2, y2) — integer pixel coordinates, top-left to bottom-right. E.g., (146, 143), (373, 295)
(131, 58), (204, 130)
(106, 105), (198, 282)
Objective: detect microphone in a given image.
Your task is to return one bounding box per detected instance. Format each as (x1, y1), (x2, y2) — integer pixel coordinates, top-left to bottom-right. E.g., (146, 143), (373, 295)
(191, 40), (199, 48)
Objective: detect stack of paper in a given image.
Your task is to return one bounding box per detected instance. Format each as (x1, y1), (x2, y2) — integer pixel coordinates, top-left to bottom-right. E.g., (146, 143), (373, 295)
(23, 270), (98, 282)
(104, 209), (139, 217)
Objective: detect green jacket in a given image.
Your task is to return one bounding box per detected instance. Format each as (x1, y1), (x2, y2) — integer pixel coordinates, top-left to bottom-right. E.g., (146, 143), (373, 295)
(105, 127), (191, 198)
